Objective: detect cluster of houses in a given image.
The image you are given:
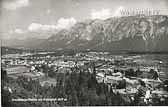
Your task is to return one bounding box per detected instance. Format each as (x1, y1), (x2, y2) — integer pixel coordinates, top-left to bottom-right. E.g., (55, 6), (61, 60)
(2, 52), (168, 105)
(95, 59), (168, 105)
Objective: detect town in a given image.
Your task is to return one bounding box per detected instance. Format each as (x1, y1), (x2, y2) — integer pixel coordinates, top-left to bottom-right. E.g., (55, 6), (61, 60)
(1, 51), (168, 106)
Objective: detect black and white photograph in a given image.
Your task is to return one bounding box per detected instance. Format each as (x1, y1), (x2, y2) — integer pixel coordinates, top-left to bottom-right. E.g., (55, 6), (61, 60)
(1, 0), (168, 106)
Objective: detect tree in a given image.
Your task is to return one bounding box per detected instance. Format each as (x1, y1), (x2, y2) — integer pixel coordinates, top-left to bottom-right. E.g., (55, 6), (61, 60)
(1, 69), (7, 80)
(2, 85), (13, 107)
(88, 73), (98, 90)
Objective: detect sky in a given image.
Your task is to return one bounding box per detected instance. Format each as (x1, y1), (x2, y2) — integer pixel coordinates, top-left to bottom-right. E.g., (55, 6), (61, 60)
(0, 0), (168, 39)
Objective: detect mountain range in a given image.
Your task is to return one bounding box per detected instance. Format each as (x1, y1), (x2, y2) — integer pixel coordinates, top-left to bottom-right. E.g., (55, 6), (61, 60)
(3, 15), (168, 51)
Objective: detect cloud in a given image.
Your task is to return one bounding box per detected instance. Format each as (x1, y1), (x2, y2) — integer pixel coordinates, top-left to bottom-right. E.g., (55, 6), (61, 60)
(91, 8), (111, 20)
(56, 17), (77, 30)
(28, 23), (57, 31)
(28, 17), (77, 32)
(14, 29), (25, 34)
(90, 6), (125, 20)
(8, 29), (26, 34)
(2, 0), (29, 10)
(46, 9), (51, 14)
(113, 6), (124, 17)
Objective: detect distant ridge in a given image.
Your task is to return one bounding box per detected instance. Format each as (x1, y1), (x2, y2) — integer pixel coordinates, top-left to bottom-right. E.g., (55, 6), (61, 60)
(41, 15), (168, 51)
